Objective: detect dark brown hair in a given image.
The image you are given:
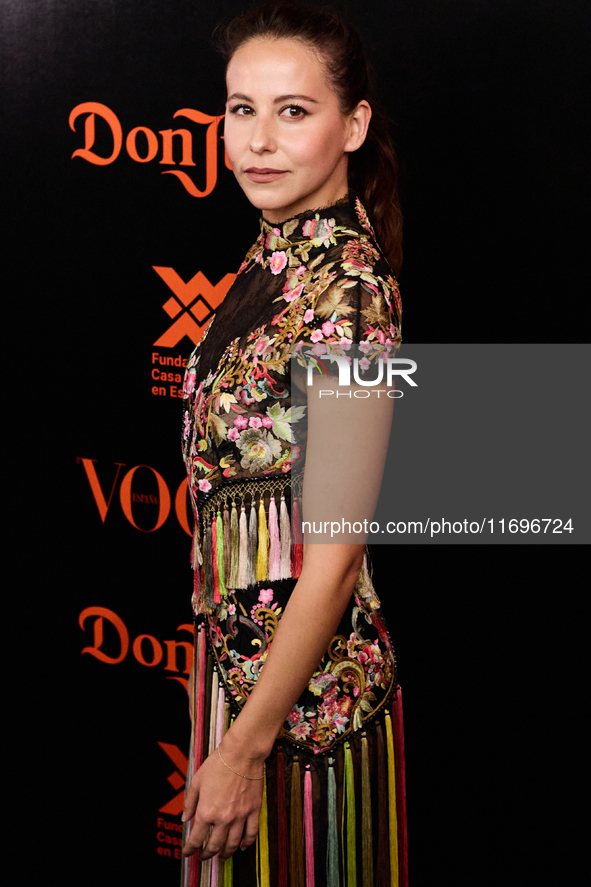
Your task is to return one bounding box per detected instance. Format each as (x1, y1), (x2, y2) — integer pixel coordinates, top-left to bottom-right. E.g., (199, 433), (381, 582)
(213, 0), (403, 275)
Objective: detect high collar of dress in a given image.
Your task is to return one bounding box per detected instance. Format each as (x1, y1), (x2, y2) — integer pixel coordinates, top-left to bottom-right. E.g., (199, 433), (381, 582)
(258, 191), (375, 256)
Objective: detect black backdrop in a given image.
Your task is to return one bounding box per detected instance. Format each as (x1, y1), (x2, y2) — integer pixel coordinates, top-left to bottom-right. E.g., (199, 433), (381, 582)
(5, 1), (588, 884)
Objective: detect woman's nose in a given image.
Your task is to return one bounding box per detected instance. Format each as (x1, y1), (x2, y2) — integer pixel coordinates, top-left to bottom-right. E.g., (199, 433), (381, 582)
(249, 115), (276, 155)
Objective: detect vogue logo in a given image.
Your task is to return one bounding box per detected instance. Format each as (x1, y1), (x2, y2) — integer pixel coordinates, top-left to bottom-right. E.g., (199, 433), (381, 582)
(69, 101), (231, 197)
(77, 457), (192, 535)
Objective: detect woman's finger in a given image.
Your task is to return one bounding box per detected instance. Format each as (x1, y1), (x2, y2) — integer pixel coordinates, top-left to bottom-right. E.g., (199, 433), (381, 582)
(182, 817), (212, 857)
(219, 822), (246, 860)
(240, 810), (260, 851)
(198, 822), (230, 861)
(181, 779), (199, 824)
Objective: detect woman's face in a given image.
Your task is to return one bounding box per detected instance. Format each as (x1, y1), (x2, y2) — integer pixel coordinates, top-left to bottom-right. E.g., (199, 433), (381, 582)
(224, 37), (369, 223)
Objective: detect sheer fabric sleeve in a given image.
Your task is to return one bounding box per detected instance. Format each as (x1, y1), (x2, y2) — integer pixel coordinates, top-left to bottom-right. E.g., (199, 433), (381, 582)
(296, 236), (402, 543)
(302, 234), (402, 376)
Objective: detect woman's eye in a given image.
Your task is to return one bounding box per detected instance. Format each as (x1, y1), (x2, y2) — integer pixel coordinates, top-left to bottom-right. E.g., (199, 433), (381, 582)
(229, 104), (254, 116)
(281, 105), (307, 119)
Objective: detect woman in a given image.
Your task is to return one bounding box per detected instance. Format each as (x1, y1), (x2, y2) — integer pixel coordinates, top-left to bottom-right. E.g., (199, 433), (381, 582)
(180, 2), (407, 885)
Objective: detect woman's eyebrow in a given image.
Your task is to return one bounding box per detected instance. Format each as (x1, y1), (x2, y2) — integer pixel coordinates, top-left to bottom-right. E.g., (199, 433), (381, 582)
(227, 92), (319, 103)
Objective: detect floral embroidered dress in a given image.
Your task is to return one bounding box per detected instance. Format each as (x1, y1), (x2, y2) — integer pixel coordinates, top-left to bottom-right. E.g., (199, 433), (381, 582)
(181, 193), (408, 887)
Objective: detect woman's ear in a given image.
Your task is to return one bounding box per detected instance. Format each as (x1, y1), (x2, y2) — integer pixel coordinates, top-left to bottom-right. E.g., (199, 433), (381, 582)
(345, 100), (372, 153)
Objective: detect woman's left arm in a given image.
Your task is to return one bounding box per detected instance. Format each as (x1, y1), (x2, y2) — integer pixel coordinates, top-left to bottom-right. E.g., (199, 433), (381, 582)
(182, 370), (395, 861)
(181, 542), (365, 861)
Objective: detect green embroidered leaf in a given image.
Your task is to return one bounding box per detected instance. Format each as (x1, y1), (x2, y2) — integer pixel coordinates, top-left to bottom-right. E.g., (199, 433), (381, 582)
(272, 420), (292, 441)
(266, 403), (286, 421)
(283, 405), (306, 424)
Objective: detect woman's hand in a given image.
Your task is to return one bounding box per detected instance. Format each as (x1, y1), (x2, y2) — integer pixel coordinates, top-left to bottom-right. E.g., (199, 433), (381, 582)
(181, 735), (265, 861)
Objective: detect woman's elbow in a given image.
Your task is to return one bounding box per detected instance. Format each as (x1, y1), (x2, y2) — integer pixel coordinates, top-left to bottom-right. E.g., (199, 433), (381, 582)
(301, 543), (366, 587)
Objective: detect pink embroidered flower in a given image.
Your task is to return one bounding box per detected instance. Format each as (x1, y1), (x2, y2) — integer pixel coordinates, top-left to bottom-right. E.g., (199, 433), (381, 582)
(302, 218), (317, 238)
(286, 704), (305, 727)
(284, 283), (304, 302)
(198, 479), (212, 492)
(228, 427), (239, 441)
(304, 309), (314, 323)
(237, 386), (256, 405)
(312, 342), (327, 356)
(359, 357), (371, 371)
(358, 341), (373, 353)
(233, 415), (248, 429)
(270, 251), (287, 275)
(249, 416), (263, 429)
(321, 321), (335, 337)
(254, 335), (273, 355)
(347, 632), (359, 657)
(310, 329), (323, 343)
(228, 603), (236, 615)
(262, 416), (274, 429)
(183, 370), (196, 396)
(265, 227), (281, 249)
(339, 336), (352, 350)
(291, 722), (313, 740)
(258, 588), (274, 604)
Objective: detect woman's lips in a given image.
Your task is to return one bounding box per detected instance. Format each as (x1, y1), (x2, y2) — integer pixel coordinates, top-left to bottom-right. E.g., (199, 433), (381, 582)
(244, 168), (288, 183)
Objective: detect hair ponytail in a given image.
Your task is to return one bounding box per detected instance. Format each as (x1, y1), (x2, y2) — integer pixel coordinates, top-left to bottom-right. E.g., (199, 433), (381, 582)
(213, 0), (403, 275)
(348, 97), (403, 276)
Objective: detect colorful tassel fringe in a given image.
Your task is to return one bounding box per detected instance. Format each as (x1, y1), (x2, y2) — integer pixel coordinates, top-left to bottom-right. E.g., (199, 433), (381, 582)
(327, 758), (339, 887)
(290, 756), (305, 887)
(342, 741), (357, 887)
(276, 750), (288, 887)
(193, 480), (304, 614)
(291, 496), (303, 578)
(257, 768), (270, 887)
(182, 690), (408, 887)
(304, 765), (315, 886)
(361, 733), (373, 887)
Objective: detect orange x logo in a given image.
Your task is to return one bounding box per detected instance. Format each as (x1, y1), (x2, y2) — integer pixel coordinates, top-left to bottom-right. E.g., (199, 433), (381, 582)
(158, 741), (188, 815)
(153, 266), (235, 348)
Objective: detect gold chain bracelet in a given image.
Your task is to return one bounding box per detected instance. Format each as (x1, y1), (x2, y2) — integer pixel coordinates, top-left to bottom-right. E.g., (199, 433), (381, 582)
(217, 745), (265, 780)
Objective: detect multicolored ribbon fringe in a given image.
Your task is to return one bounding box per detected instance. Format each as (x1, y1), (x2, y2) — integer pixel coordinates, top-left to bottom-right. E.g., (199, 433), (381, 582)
(181, 633), (408, 887)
